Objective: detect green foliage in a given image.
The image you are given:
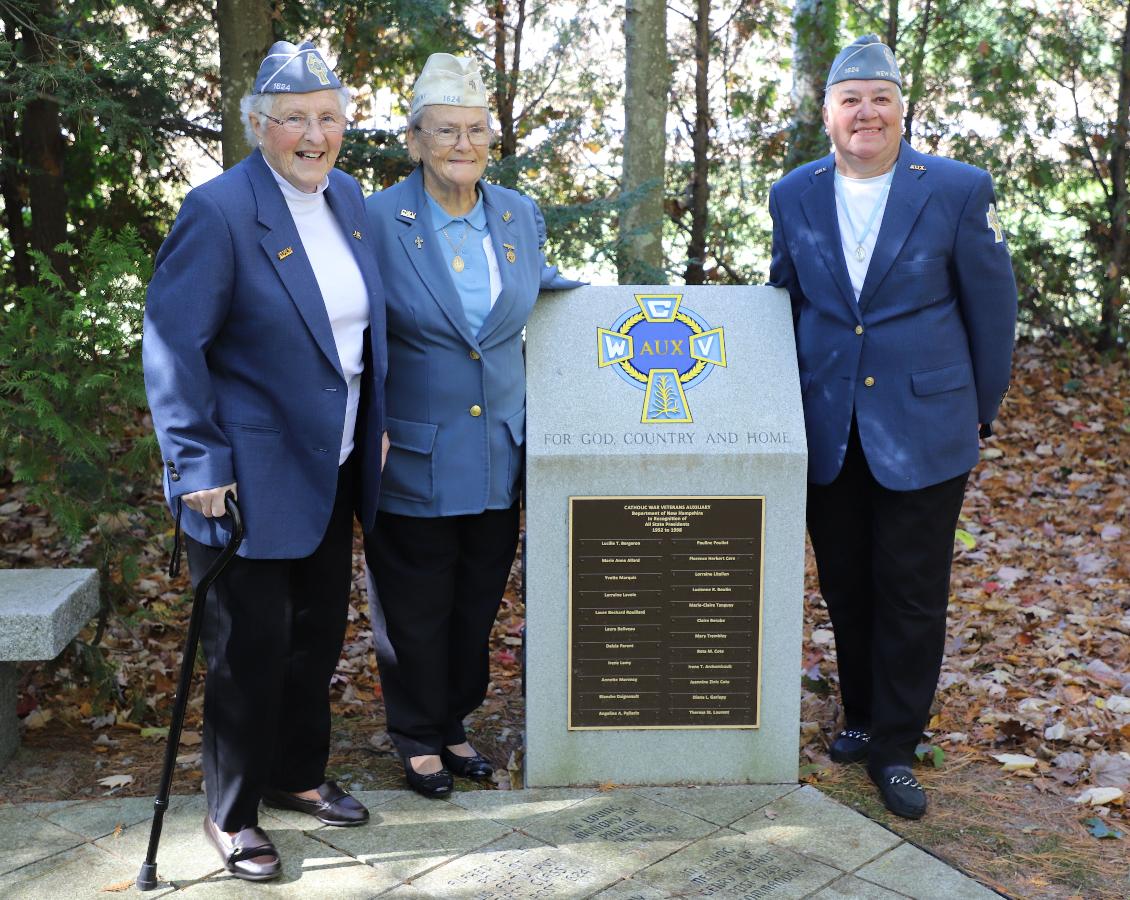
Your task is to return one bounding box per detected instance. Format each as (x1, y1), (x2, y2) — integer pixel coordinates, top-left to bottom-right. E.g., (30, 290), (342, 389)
(0, 227), (160, 609)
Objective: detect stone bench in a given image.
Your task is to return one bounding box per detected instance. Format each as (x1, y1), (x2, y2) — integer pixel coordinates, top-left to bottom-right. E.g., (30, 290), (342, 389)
(0, 568), (99, 766)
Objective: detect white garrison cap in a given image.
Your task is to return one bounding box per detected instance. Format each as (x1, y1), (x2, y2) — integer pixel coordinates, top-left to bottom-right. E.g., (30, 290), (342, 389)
(410, 53), (488, 115)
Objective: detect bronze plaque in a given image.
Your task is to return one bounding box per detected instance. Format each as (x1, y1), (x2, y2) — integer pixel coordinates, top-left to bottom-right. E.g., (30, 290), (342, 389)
(568, 496), (764, 729)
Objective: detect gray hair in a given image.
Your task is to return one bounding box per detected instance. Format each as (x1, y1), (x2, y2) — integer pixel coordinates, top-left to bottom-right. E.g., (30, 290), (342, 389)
(823, 82), (904, 111)
(239, 87), (350, 146)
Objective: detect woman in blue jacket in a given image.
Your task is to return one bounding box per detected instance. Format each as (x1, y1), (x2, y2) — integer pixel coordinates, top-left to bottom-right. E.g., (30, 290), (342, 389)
(364, 53), (578, 796)
(144, 42), (385, 879)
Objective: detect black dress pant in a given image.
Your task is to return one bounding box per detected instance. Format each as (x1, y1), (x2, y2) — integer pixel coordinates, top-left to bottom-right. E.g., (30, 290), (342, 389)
(186, 460), (355, 831)
(806, 419), (968, 769)
(365, 503), (520, 759)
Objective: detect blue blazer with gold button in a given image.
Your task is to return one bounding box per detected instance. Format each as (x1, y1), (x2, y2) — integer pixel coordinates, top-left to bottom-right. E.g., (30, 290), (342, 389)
(143, 149), (388, 558)
(364, 166), (580, 518)
(769, 140), (1017, 490)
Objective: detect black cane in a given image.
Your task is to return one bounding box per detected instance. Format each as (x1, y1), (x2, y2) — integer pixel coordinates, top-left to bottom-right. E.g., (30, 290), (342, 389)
(137, 494), (243, 891)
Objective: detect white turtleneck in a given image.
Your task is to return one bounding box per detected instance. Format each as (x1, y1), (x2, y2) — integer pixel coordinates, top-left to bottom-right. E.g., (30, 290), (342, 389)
(266, 163), (368, 466)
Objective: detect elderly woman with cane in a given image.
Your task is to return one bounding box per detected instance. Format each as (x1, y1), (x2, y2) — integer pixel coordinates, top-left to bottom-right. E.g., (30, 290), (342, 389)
(364, 53), (579, 798)
(143, 41), (387, 880)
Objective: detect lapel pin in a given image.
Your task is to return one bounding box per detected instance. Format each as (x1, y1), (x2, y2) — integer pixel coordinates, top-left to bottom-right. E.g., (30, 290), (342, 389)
(502, 210), (512, 222)
(814, 166), (828, 175)
(502, 242), (516, 263)
(415, 236), (425, 249)
(352, 230), (362, 240)
(400, 208), (417, 220)
(910, 164), (926, 171)
(277, 247), (293, 260)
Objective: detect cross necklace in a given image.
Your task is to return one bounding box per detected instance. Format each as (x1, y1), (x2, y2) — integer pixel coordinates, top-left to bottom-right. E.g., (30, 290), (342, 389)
(441, 223), (470, 272)
(835, 169), (894, 262)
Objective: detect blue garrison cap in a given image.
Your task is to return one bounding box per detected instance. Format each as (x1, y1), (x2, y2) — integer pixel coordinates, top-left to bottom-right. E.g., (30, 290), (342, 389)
(253, 41), (342, 94)
(826, 34), (902, 90)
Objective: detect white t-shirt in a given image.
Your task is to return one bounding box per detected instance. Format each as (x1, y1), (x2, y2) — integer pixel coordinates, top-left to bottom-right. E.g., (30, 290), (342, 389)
(834, 170), (893, 301)
(268, 165), (369, 465)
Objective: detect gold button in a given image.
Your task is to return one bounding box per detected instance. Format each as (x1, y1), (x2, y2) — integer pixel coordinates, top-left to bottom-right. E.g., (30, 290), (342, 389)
(855, 325), (864, 335)
(864, 376), (875, 387)
(469, 404), (482, 417)
(469, 350), (480, 360)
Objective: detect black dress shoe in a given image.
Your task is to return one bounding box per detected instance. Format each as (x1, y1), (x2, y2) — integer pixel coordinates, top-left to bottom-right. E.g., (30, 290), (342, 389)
(203, 816), (281, 881)
(830, 729), (872, 763)
(868, 764), (927, 819)
(262, 780), (369, 826)
(441, 747), (494, 780)
(403, 758), (453, 798)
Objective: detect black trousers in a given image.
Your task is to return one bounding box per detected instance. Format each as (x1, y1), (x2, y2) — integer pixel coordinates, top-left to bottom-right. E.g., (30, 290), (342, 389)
(186, 460), (355, 831)
(806, 419), (968, 769)
(364, 503), (520, 759)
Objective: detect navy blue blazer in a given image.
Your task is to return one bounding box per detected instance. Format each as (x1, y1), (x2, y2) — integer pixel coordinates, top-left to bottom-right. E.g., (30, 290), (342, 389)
(769, 141), (1017, 490)
(143, 150), (388, 558)
(365, 167), (580, 518)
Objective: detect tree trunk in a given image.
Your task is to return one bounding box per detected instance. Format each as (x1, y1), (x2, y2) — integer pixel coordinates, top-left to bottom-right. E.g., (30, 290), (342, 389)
(1100, 2), (1130, 350)
(786, 0), (838, 170)
(217, 0), (273, 170)
(490, 0), (525, 186)
(620, 0), (668, 283)
(21, 0), (68, 276)
(901, 0), (932, 140)
(684, 0), (710, 285)
(0, 17), (31, 289)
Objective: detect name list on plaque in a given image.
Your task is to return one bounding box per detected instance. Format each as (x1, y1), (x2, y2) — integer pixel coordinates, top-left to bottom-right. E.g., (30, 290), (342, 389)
(569, 496), (764, 729)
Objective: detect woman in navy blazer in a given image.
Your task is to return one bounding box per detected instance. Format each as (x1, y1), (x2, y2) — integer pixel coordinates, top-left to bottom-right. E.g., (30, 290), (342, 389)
(364, 53), (578, 797)
(143, 43), (386, 879)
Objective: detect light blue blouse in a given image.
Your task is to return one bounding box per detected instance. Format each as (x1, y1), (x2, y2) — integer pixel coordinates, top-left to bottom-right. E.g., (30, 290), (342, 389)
(425, 192), (493, 334)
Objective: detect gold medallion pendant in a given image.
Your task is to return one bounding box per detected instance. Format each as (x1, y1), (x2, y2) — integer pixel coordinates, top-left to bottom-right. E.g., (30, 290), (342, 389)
(452, 255), (465, 273)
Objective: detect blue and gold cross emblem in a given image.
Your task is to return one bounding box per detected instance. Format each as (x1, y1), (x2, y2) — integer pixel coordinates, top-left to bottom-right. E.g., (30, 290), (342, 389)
(597, 294), (726, 424)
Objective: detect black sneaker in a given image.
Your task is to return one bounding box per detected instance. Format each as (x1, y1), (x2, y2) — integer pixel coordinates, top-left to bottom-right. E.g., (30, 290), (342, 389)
(868, 764), (927, 819)
(829, 729), (871, 763)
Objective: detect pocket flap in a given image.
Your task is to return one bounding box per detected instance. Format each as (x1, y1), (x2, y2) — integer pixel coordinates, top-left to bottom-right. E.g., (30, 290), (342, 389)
(388, 416), (437, 454)
(505, 408), (526, 446)
(912, 363), (972, 396)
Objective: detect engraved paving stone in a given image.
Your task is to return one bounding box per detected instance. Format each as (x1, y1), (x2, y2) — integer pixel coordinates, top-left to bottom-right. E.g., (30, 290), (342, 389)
(390, 832), (633, 899)
(634, 831), (840, 899)
(518, 794), (716, 866)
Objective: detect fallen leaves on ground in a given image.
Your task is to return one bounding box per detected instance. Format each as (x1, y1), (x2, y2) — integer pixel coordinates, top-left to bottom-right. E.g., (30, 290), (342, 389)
(1, 336), (1126, 900)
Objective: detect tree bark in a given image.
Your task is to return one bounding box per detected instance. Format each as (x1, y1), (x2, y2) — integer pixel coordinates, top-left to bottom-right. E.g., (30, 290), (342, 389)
(684, 0), (710, 285)
(491, 0), (525, 171)
(786, 0), (838, 170)
(901, 0), (932, 140)
(0, 17), (31, 288)
(620, 0), (668, 283)
(21, 0), (68, 275)
(217, 0), (274, 170)
(1100, 1), (1130, 350)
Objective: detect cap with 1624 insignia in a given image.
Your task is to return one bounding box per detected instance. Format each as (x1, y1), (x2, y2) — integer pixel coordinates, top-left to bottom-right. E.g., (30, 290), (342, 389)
(254, 41), (341, 94)
(411, 53), (488, 115)
(826, 34), (902, 89)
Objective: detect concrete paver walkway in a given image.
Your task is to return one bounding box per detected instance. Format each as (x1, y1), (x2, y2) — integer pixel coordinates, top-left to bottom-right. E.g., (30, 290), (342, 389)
(0, 785), (998, 898)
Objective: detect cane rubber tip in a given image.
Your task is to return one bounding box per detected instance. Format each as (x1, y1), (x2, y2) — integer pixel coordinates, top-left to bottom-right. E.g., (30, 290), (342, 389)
(136, 862), (159, 891)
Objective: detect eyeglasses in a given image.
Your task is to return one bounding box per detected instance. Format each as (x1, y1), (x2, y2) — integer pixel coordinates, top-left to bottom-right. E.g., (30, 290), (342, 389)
(415, 125), (494, 147)
(262, 112), (350, 135)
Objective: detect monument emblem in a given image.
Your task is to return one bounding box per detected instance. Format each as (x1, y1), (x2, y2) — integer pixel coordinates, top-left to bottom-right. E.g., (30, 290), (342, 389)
(597, 294), (726, 424)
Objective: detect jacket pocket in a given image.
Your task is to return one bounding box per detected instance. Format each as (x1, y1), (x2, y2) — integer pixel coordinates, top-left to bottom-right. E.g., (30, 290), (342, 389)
(380, 416), (437, 502)
(911, 362), (972, 396)
(219, 421), (281, 436)
(505, 408), (526, 447)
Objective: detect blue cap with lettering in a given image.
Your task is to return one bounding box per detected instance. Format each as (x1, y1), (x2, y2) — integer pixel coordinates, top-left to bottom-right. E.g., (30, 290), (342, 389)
(826, 34), (902, 90)
(254, 41), (341, 94)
